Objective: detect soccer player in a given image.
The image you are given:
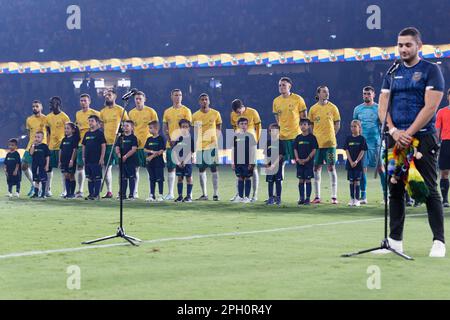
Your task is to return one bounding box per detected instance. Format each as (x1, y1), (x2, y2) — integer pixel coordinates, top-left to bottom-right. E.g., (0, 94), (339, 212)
(272, 77), (307, 163)
(378, 27), (445, 257)
(46, 96), (71, 197)
(22, 101), (47, 196)
(144, 121), (166, 202)
(115, 120), (138, 200)
(308, 86), (341, 204)
(353, 86), (386, 204)
(230, 99), (262, 202)
(231, 117), (257, 203)
(29, 131), (50, 199)
(162, 89), (192, 200)
(436, 89), (450, 208)
(75, 94), (100, 198)
(294, 119), (318, 205)
(59, 123), (79, 199)
(4, 138), (21, 198)
(192, 93), (222, 201)
(172, 119), (195, 202)
(264, 123), (284, 206)
(344, 120), (368, 207)
(82, 115), (106, 200)
(99, 89), (129, 198)
(129, 91), (158, 198)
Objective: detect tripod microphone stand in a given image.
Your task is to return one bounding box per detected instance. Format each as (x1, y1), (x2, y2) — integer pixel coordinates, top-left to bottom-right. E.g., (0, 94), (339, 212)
(341, 60), (413, 260)
(82, 91), (141, 246)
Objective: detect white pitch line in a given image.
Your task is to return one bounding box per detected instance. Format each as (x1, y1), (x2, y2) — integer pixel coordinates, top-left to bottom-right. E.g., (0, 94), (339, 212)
(0, 213), (427, 260)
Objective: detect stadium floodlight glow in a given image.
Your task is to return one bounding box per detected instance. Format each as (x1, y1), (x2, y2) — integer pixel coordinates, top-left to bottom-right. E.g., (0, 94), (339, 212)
(38, 48), (45, 53)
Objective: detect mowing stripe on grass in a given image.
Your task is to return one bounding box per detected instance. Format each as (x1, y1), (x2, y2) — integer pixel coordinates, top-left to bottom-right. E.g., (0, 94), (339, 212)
(0, 213), (427, 260)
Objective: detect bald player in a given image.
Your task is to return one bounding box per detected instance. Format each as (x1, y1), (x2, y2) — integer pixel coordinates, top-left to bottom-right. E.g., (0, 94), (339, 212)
(99, 88), (129, 198)
(22, 100), (48, 196)
(75, 93), (100, 198)
(46, 96), (71, 197)
(230, 99), (262, 202)
(128, 91), (158, 198)
(162, 89), (192, 200)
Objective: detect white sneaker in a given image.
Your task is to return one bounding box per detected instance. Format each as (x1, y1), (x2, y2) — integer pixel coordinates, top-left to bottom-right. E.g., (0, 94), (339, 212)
(233, 196), (243, 203)
(164, 194), (174, 201)
(372, 237), (403, 254)
(14, 192), (20, 198)
(230, 194), (239, 201)
(354, 200), (361, 207)
(156, 194), (164, 202)
(7, 193), (12, 198)
(134, 193), (139, 199)
(242, 197), (251, 203)
(60, 192), (67, 198)
(146, 196), (156, 202)
(46, 191), (53, 197)
(429, 240), (446, 257)
(348, 199), (354, 206)
(250, 196), (258, 203)
(360, 199), (368, 204)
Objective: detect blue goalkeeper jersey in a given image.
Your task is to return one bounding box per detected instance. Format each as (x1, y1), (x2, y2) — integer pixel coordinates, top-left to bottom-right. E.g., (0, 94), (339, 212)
(353, 103), (381, 148)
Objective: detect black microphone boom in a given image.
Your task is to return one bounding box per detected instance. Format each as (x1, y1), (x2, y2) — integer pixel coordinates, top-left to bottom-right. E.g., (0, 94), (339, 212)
(121, 88), (138, 100)
(387, 59), (401, 75)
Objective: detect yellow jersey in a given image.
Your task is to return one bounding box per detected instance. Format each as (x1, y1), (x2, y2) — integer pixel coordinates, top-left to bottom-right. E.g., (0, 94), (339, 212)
(99, 105), (129, 145)
(272, 93), (307, 140)
(129, 106), (159, 149)
(162, 105), (192, 148)
(308, 101), (341, 148)
(192, 108), (222, 150)
(75, 108), (100, 146)
(230, 107), (262, 141)
(25, 114), (48, 150)
(46, 111), (71, 150)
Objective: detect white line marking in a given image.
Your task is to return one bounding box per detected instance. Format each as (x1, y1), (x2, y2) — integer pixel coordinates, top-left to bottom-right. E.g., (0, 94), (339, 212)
(0, 213), (427, 260)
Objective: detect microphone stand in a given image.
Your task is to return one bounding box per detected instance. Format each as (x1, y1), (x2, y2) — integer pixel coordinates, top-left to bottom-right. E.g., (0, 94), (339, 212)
(82, 96), (141, 246)
(341, 61), (413, 260)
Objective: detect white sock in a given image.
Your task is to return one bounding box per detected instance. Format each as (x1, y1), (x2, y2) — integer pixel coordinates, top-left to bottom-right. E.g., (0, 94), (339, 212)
(76, 169), (85, 193)
(212, 171), (219, 197)
(199, 171), (207, 196)
(329, 169), (338, 199)
(168, 171), (175, 196)
(24, 168), (33, 184)
(252, 167), (259, 198)
(134, 168), (140, 197)
(314, 169), (322, 199)
(47, 171), (53, 194)
(61, 174), (66, 194)
(105, 166), (112, 193)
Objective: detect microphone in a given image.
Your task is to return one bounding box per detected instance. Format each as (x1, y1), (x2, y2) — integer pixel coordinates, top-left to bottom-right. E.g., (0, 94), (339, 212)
(121, 88), (138, 100)
(387, 59), (401, 75)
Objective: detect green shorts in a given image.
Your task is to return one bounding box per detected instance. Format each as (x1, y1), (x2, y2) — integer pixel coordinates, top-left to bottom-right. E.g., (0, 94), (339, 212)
(137, 149), (147, 167)
(166, 148), (177, 171)
(314, 147), (337, 166)
(105, 144), (118, 166)
(281, 140), (295, 161)
(49, 150), (60, 169)
(76, 146), (84, 167)
(196, 148), (218, 171)
(22, 151), (33, 165)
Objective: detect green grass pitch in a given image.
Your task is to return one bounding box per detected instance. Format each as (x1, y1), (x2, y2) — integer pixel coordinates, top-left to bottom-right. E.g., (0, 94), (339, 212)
(0, 165), (449, 299)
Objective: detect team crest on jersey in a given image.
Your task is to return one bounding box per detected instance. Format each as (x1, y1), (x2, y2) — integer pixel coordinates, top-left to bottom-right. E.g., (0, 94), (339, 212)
(304, 54), (312, 63)
(255, 55), (262, 65)
(208, 57), (215, 67)
(39, 65), (47, 73)
(412, 72), (422, 82)
(279, 54), (286, 64)
(80, 65), (87, 72)
(231, 56), (239, 66)
(186, 59), (193, 68)
(18, 65), (24, 73)
(434, 47), (443, 58)
(355, 50), (363, 61)
(163, 60), (170, 68)
(59, 65), (66, 72)
(120, 64), (127, 71)
(142, 63), (149, 69)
